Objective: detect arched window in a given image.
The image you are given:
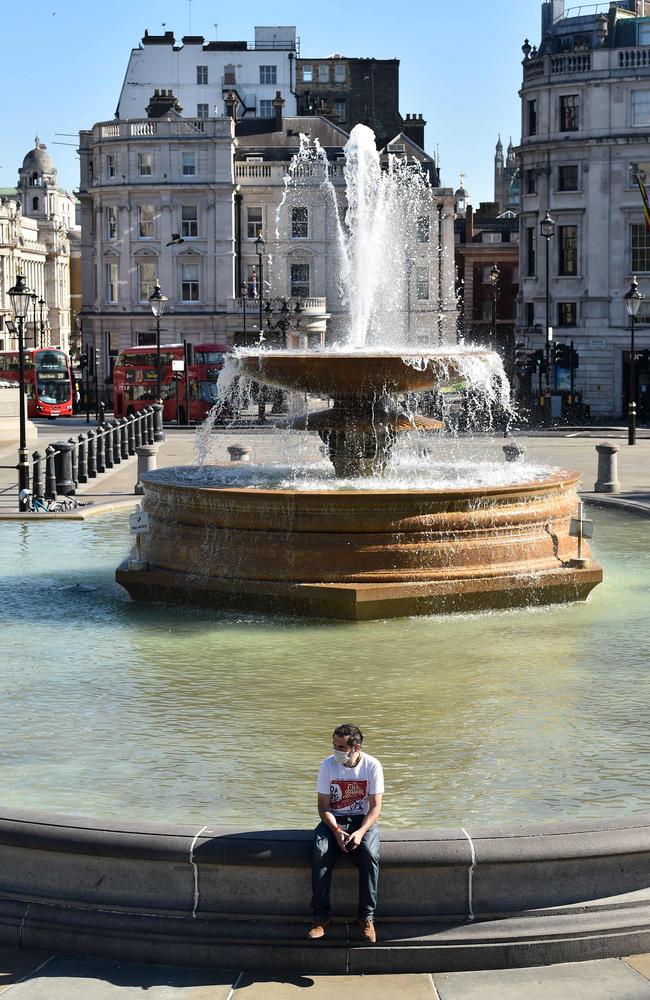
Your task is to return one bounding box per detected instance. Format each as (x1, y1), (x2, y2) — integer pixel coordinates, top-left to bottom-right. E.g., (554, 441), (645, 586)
(32, 172), (38, 184)
(32, 196), (39, 211)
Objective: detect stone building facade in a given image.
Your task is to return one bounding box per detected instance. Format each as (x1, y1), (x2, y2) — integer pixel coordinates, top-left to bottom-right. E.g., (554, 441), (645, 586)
(518, 0), (650, 417)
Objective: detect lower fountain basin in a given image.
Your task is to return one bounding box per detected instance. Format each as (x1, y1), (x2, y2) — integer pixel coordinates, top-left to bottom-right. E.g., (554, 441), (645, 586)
(116, 466), (602, 620)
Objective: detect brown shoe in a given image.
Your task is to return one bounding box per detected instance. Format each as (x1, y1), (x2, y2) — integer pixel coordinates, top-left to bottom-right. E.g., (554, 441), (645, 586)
(307, 919), (330, 940)
(358, 917), (376, 943)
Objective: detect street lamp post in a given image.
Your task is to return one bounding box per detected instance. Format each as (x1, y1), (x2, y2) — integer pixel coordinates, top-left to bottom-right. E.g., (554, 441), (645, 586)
(38, 297), (46, 349)
(254, 234), (266, 341)
(149, 280), (168, 406)
(8, 274), (33, 511)
(241, 282), (248, 346)
(489, 263), (500, 349)
(31, 294), (38, 349)
(540, 210), (555, 401)
(624, 275), (644, 446)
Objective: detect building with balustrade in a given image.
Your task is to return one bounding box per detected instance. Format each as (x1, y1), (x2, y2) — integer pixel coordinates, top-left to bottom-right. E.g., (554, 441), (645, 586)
(518, 0), (650, 417)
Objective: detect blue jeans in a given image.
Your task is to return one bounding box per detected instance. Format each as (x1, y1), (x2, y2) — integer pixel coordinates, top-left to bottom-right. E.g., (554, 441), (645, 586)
(311, 814), (380, 921)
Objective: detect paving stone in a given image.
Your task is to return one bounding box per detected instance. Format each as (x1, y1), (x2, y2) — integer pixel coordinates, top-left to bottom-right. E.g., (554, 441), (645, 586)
(433, 958), (650, 1000)
(234, 972), (436, 998)
(4, 955), (236, 998)
(624, 955), (650, 981)
(0, 948), (55, 994)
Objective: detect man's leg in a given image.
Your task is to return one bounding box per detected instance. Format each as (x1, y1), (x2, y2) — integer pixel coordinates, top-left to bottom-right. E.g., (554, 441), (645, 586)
(353, 822), (380, 920)
(310, 821), (339, 922)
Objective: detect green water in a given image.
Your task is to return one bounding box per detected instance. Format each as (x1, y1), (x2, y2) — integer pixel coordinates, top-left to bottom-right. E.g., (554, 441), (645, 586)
(2, 507), (649, 829)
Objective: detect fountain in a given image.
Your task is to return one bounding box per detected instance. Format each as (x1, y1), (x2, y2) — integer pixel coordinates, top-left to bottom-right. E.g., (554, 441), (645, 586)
(116, 125), (602, 619)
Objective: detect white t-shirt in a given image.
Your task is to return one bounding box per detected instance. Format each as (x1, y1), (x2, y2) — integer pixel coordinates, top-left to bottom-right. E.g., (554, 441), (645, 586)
(316, 752), (384, 817)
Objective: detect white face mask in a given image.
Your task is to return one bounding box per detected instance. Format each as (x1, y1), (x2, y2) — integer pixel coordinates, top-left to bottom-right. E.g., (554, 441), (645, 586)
(332, 747), (355, 764)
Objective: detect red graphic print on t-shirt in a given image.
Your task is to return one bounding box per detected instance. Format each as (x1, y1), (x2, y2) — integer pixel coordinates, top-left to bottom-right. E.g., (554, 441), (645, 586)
(330, 779), (367, 811)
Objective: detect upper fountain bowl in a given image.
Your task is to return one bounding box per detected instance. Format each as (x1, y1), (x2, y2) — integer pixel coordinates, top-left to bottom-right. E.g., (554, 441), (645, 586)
(236, 348), (496, 398)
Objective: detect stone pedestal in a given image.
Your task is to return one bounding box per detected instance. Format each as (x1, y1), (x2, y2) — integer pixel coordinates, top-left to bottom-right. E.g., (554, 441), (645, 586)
(594, 443), (620, 493)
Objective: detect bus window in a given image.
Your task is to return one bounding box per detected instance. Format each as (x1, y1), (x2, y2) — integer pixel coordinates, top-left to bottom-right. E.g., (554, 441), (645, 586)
(36, 380), (71, 404)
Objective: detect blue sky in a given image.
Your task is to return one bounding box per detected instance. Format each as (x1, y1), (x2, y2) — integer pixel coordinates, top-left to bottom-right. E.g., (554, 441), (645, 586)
(1, 0), (542, 203)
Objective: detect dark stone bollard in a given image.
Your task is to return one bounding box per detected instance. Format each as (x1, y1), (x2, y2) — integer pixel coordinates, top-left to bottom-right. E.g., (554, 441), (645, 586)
(119, 417), (129, 460)
(111, 421), (122, 465)
(104, 423), (114, 469)
(32, 451), (45, 498)
(502, 442), (527, 463)
(594, 443), (620, 493)
(146, 407), (155, 445)
(98, 401), (106, 426)
(77, 433), (88, 484)
(134, 412), (142, 450)
(127, 415), (136, 456)
(53, 440), (76, 496)
(134, 443), (159, 495)
(96, 427), (105, 474)
(152, 403), (164, 443)
(45, 445), (57, 499)
(68, 437), (79, 486)
(227, 444), (251, 462)
(87, 429), (97, 479)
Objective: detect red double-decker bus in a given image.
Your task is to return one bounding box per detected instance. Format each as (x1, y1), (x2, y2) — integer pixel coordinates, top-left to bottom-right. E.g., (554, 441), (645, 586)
(0, 347), (73, 418)
(112, 343), (233, 423)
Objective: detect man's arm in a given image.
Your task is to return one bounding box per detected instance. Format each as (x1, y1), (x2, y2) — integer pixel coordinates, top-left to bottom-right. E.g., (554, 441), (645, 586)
(317, 792), (349, 851)
(345, 793), (382, 850)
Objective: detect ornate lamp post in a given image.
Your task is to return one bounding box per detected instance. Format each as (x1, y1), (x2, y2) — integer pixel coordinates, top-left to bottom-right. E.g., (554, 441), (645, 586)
(8, 273), (33, 511)
(149, 280), (168, 406)
(489, 262), (500, 349)
(264, 298), (303, 348)
(624, 275), (644, 446)
(254, 234), (266, 340)
(38, 297), (46, 348)
(241, 282), (248, 346)
(540, 210), (555, 397)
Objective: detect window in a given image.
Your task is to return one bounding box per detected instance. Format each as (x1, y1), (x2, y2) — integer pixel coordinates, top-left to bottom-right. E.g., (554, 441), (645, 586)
(527, 99), (537, 137)
(631, 90), (650, 127)
(557, 302), (577, 327)
(558, 225), (578, 275)
(334, 63), (345, 83)
(106, 155), (116, 178)
(290, 263), (310, 297)
(181, 205), (198, 238)
(196, 65), (208, 85)
(334, 99), (346, 121)
(415, 266), (430, 300)
(247, 207), (263, 239)
(525, 169), (537, 195)
(138, 152), (153, 176)
(558, 164), (579, 191)
(525, 302), (535, 327)
(318, 63), (329, 83)
(106, 206), (117, 240)
(181, 260), (200, 301)
(482, 232), (501, 243)
(526, 226), (536, 276)
(302, 64), (313, 82)
(291, 206), (309, 238)
(138, 261), (157, 301)
(106, 262), (119, 303)
(631, 223), (650, 272)
(224, 64), (236, 85)
(197, 103), (209, 119)
(640, 23), (650, 45)
(138, 205), (155, 238)
(259, 65), (277, 85)
(416, 216), (430, 243)
(259, 100), (274, 118)
(182, 152), (196, 176)
(559, 94), (580, 132)
(32, 196), (39, 211)
(630, 161), (650, 187)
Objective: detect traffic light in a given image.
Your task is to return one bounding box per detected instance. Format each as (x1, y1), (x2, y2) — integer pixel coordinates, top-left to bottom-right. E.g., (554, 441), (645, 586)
(79, 353), (88, 368)
(184, 341), (194, 366)
(553, 342), (571, 368)
(533, 349), (547, 373)
(570, 348), (579, 370)
(94, 348), (101, 375)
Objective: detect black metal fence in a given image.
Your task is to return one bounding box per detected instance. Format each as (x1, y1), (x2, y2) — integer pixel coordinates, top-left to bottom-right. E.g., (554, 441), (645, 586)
(30, 407), (156, 501)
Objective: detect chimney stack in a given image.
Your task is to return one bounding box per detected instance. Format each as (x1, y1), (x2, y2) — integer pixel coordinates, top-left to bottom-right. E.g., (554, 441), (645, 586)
(145, 89), (183, 119)
(401, 113), (427, 150)
(272, 90), (285, 132)
(225, 91), (237, 122)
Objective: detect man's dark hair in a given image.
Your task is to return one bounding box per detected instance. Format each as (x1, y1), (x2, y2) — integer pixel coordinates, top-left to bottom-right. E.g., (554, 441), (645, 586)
(333, 723), (364, 748)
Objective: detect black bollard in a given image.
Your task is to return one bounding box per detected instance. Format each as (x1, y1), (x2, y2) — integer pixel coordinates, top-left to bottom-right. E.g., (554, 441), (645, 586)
(45, 445), (57, 499)
(152, 402), (164, 443)
(104, 423), (114, 469)
(77, 433), (88, 484)
(68, 437), (79, 486)
(111, 421), (121, 465)
(53, 440), (76, 496)
(134, 411), (142, 449)
(87, 429), (97, 479)
(98, 400), (106, 425)
(32, 450), (45, 498)
(96, 426), (106, 474)
(119, 417), (129, 460)
(146, 407), (154, 445)
(127, 414), (136, 456)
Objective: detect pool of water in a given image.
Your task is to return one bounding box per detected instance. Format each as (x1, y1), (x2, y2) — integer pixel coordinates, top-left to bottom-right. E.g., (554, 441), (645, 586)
(2, 506), (649, 829)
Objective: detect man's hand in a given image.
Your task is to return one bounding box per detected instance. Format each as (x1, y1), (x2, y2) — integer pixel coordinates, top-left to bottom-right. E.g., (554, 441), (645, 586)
(345, 828), (364, 851)
(334, 827), (349, 851)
